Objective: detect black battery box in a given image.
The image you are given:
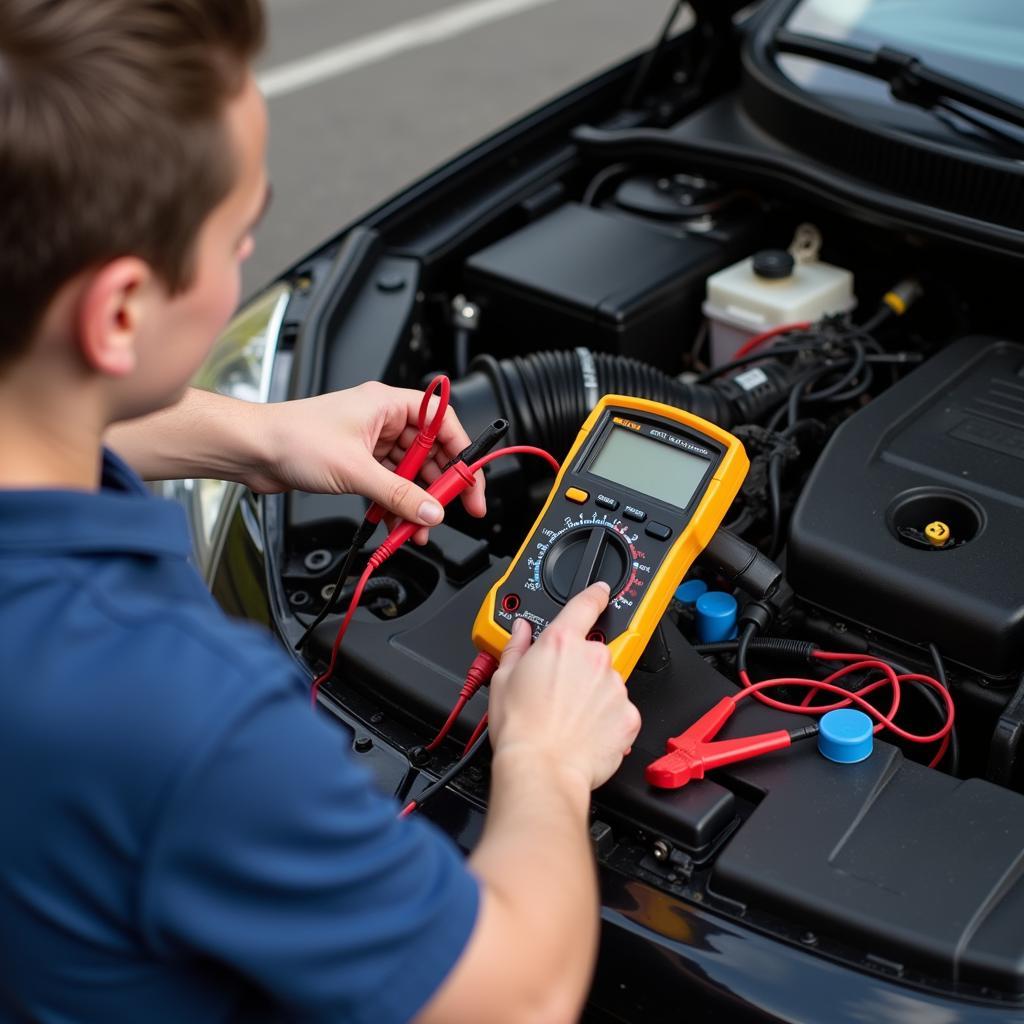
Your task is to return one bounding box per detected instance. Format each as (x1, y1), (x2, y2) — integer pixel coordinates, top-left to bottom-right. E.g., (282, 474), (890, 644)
(464, 202), (747, 370)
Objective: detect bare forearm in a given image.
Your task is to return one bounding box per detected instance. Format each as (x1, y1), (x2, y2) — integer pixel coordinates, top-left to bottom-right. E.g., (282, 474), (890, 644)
(105, 388), (263, 483)
(468, 749), (599, 1021)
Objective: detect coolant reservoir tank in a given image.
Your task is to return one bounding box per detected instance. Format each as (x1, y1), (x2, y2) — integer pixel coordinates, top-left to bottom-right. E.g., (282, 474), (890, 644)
(704, 244), (855, 366)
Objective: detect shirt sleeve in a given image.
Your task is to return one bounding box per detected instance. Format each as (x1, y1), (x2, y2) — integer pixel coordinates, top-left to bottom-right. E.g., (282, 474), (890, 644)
(138, 668), (480, 1024)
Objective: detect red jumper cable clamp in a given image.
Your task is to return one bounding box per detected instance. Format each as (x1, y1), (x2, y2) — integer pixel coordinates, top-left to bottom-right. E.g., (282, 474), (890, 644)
(645, 697), (817, 789)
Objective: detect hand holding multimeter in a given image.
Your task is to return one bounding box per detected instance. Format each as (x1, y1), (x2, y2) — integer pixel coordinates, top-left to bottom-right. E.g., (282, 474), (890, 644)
(473, 395), (750, 680)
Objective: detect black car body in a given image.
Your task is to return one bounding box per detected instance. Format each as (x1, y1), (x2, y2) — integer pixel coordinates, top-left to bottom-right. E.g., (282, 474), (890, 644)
(189, 1), (1024, 1019)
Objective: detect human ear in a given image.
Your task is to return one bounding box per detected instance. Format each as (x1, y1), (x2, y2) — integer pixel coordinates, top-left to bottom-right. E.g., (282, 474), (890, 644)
(76, 257), (154, 378)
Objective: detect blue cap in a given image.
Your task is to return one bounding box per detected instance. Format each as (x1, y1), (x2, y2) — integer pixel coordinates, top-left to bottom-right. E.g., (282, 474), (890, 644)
(818, 709), (873, 764)
(695, 591), (738, 643)
(675, 579), (708, 607)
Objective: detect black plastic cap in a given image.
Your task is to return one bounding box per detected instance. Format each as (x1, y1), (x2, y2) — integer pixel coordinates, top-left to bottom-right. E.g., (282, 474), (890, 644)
(700, 528), (783, 601)
(448, 418), (509, 470)
(753, 249), (795, 280)
(407, 745), (431, 768)
(739, 599), (774, 633)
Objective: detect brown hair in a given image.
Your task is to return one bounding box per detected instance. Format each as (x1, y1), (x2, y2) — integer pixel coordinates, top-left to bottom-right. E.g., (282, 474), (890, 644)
(0, 0), (265, 366)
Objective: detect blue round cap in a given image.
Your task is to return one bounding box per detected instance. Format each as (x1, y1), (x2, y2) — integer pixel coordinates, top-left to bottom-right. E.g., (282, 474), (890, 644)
(695, 591), (738, 643)
(818, 709), (873, 764)
(675, 579), (708, 607)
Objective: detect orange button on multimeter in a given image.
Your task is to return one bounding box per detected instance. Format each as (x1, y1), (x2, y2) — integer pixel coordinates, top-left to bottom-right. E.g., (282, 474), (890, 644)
(473, 395), (749, 681)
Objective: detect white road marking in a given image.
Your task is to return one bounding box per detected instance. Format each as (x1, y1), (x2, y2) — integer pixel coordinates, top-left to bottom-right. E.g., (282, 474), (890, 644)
(259, 0), (563, 100)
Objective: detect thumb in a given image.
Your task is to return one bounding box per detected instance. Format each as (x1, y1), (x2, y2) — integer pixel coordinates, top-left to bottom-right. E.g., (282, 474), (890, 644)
(361, 460), (444, 526)
(498, 617), (532, 674)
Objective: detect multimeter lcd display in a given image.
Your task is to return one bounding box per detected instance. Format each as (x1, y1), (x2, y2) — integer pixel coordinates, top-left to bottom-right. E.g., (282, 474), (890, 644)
(589, 426), (710, 508)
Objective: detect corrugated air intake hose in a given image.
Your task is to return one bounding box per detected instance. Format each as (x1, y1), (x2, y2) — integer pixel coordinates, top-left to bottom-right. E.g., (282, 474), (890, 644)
(449, 348), (792, 459)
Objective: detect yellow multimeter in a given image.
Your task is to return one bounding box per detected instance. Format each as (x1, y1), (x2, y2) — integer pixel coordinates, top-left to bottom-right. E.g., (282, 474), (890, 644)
(472, 395), (749, 680)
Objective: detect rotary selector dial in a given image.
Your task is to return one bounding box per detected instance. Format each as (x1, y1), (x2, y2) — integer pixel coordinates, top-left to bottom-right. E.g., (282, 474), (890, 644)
(524, 513), (655, 611)
(542, 527), (630, 603)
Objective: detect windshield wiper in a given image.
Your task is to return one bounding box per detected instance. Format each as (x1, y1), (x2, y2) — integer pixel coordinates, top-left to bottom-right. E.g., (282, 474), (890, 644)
(773, 28), (1024, 140)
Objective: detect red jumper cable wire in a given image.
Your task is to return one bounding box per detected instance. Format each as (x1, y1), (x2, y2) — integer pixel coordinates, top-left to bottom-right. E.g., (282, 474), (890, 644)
(646, 650), (955, 788)
(730, 321), (812, 361)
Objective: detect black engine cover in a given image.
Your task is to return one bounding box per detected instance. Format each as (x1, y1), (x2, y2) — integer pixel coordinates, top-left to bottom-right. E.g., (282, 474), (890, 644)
(789, 336), (1024, 676)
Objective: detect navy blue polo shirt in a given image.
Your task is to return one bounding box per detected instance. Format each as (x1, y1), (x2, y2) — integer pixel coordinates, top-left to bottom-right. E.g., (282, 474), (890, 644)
(0, 450), (479, 1023)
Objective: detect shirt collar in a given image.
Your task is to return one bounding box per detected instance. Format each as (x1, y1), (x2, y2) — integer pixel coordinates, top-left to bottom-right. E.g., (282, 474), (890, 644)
(0, 448), (193, 560)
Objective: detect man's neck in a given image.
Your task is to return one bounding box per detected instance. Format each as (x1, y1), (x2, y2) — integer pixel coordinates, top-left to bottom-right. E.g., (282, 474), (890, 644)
(0, 366), (105, 491)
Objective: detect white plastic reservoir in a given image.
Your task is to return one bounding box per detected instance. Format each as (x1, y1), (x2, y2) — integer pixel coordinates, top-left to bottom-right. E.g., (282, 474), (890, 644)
(704, 246), (855, 366)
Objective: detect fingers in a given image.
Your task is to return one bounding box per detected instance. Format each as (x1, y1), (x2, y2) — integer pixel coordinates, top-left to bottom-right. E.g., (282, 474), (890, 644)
(544, 582), (611, 638)
(362, 459), (444, 526)
(625, 701), (642, 745)
(388, 388), (472, 454)
(430, 403), (488, 518)
(434, 403), (473, 461)
(419, 455), (487, 519)
(498, 617), (532, 674)
(380, 391), (488, 519)
(459, 468), (487, 518)
(423, 397), (487, 518)
(380, 512), (429, 545)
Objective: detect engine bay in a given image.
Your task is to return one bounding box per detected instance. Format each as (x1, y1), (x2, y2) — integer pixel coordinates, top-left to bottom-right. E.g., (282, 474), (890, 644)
(272, 156), (1024, 1006)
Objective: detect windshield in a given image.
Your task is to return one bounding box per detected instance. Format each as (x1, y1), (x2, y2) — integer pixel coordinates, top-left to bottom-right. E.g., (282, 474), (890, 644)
(783, 0), (1024, 106)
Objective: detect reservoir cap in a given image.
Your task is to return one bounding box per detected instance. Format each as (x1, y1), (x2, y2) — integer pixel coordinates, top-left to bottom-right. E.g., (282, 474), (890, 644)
(695, 591), (738, 643)
(818, 709), (873, 764)
(675, 579), (708, 607)
(753, 249), (795, 280)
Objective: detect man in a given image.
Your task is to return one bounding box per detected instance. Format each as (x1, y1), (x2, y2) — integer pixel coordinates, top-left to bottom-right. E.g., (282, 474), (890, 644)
(0, 2), (641, 1021)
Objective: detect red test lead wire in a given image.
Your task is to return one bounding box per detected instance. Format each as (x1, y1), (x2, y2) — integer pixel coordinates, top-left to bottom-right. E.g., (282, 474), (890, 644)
(425, 652), (498, 753)
(462, 712), (489, 757)
(467, 445), (561, 476)
(309, 556), (381, 707)
(372, 446), (561, 564)
(647, 651), (956, 788)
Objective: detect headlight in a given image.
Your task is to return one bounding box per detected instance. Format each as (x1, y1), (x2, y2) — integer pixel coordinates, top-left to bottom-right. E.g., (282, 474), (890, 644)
(161, 282), (291, 576)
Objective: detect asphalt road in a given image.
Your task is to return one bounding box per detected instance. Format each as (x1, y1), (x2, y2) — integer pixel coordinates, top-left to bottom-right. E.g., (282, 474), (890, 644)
(245, 0), (680, 298)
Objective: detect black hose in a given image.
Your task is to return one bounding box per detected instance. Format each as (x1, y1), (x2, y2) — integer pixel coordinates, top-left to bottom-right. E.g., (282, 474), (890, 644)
(863, 651), (959, 777)
(451, 349), (793, 460)
(767, 453), (784, 558)
(693, 637), (818, 661)
(928, 642), (960, 777)
(735, 622), (758, 676)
